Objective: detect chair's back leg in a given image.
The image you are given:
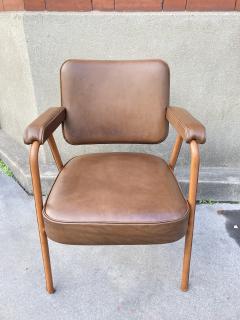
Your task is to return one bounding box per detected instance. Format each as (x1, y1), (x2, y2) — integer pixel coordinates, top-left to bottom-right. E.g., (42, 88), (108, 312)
(47, 134), (63, 171)
(181, 140), (200, 291)
(30, 142), (55, 294)
(169, 135), (183, 171)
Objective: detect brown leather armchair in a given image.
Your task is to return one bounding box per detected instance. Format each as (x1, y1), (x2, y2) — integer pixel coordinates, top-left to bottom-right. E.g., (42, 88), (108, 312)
(24, 60), (206, 294)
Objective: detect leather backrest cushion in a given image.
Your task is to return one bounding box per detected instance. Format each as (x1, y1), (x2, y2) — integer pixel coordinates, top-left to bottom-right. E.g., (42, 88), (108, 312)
(61, 60), (170, 144)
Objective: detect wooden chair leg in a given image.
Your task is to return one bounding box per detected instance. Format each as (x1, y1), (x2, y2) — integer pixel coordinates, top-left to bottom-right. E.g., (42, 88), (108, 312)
(47, 134), (64, 171)
(181, 141), (200, 291)
(169, 135), (183, 171)
(37, 225), (55, 294)
(30, 142), (55, 294)
(181, 208), (196, 291)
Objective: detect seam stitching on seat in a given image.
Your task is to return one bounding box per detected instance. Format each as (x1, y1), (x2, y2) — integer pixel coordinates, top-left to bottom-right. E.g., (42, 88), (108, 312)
(42, 208), (189, 225)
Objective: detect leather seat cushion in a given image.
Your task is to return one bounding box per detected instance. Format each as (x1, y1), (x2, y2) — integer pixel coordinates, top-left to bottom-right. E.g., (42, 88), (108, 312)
(43, 153), (189, 245)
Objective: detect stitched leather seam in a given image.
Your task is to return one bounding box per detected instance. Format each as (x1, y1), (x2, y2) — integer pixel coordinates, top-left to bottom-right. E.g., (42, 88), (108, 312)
(39, 107), (65, 143)
(42, 209), (189, 225)
(168, 108), (192, 141)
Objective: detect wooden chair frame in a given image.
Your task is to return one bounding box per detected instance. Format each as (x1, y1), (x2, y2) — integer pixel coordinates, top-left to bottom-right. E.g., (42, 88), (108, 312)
(30, 133), (200, 294)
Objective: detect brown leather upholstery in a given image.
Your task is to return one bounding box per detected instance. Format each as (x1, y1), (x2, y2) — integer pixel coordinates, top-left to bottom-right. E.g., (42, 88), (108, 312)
(23, 59), (205, 292)
(60, 60), (170, 145)
(43, 152), (189, 245)
(166, 107), (206, 144)
(24, 107), (66, 145)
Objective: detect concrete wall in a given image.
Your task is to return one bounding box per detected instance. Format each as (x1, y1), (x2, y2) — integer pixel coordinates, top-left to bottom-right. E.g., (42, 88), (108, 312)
(23, 12), (240, 166)
(0, 11), (240, 198)
(0, 13), (37, 145)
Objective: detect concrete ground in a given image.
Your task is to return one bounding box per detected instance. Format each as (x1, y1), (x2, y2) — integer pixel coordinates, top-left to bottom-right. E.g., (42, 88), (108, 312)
(0, 172), (240, 320)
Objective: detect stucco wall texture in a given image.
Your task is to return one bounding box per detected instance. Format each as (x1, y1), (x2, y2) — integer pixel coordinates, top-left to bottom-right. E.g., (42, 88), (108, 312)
(0, 12), (239, 169)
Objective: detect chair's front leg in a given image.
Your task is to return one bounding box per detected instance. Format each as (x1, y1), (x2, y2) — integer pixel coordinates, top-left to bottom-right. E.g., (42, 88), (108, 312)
(30, 141), (55, 294)
(181, 140), (200, 291)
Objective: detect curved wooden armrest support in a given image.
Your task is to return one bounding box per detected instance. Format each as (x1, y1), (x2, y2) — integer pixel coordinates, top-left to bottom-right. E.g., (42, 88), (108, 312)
(29, 133), (63, 294)
(188, 140), (200, 205)
(30, 142), (43, 210)
(181, 140), (200, 291)
(169, 136), (200, 201)
(168, 135), (200, 291)
(30, 142), (55, 293)
(47, 134), (64, 171)
(169, 135), (183, 171)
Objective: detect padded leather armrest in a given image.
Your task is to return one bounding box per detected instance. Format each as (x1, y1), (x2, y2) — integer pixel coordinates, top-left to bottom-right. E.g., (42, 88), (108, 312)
(166, 107), (206, 144)
(24, 107), (66, 145)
